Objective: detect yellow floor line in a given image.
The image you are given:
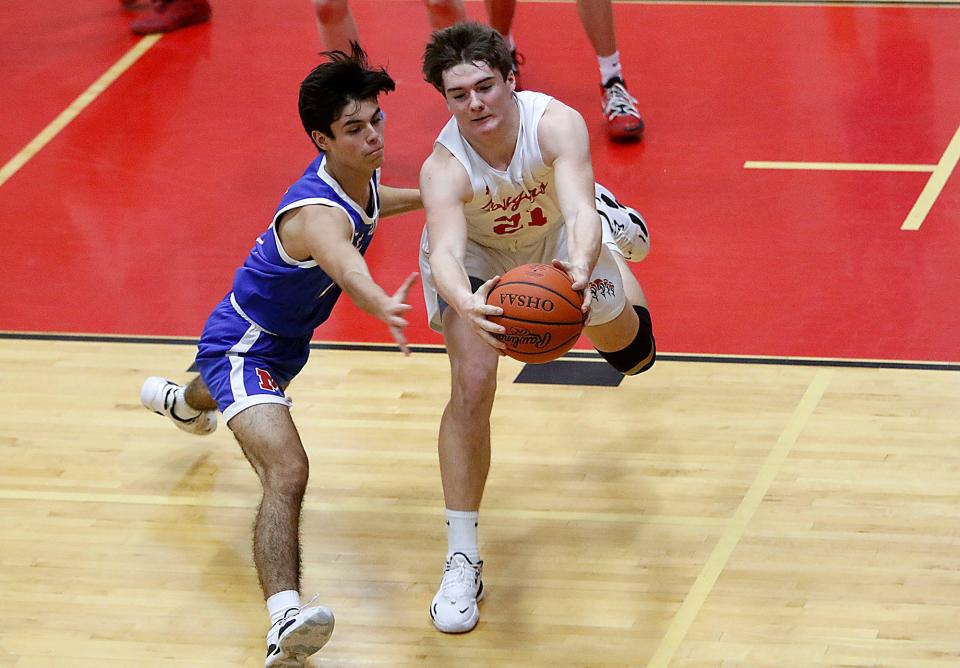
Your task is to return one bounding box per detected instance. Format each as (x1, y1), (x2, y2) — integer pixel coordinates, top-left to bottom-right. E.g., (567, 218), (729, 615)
(744, 160), (935, 172)
(902, 124), (960, 231)
(645, 369), (832, 668)
(0, 34), (162, 189)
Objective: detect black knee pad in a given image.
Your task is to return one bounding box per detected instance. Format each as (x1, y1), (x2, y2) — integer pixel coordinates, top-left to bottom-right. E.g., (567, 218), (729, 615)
(597, 306), (656, 375)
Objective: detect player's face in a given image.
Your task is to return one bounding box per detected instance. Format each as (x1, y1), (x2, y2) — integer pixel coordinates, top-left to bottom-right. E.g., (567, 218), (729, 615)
(441, 61), (516, 137)
(319, 98), (385, 169)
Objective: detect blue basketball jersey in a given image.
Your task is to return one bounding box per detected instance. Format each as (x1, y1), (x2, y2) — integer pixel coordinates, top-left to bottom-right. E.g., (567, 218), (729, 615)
(230, 153), (380, 337)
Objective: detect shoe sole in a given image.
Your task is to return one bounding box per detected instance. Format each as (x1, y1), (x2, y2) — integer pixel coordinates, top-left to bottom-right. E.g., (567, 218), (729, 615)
(277, 608), (335, 663)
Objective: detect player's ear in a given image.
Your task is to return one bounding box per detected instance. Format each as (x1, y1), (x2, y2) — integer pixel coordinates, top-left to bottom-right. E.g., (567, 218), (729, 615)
(506, 71), (516, 91)
(311, 130), (330, 152)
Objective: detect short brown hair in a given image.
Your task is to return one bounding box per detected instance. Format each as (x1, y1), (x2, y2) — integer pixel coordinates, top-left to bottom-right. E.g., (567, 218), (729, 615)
(422, 22), (513, 94)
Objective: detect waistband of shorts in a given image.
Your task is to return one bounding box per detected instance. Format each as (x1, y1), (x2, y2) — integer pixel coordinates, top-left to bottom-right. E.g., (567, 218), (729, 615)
(229, 293), (279, 337)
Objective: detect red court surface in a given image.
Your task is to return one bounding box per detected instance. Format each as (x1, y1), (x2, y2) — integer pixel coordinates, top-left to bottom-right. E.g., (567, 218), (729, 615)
(1, 0), (959, 362)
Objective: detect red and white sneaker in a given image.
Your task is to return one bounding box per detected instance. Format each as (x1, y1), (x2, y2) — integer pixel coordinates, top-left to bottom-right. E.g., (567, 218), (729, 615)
(129, 0), (211, 35)
(601, 77), (644, 141)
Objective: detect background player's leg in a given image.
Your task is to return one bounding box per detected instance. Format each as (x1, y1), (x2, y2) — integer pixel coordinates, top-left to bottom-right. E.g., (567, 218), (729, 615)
(576, 0), (644, 139)
(313, 0), (360, 52)
(422, 0), (466, 30)
(484, 0), (516, 37)
(576, 0), (616, 57)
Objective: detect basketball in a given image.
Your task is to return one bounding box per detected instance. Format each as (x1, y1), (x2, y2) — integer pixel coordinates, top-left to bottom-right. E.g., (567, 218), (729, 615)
(486, 263), (586, 364)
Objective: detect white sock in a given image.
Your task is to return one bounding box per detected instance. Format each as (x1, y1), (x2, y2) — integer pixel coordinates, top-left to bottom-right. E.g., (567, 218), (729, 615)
(445, 509), (480, 562)
(171, 387), (201, 420)
(598, 51), (623, 87)
(267, 590), (301, 625)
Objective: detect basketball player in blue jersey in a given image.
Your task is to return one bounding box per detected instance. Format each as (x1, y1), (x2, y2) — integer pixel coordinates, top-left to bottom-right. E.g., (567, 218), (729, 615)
(418, 23), (654, 634)
(140, 45), (420, 666)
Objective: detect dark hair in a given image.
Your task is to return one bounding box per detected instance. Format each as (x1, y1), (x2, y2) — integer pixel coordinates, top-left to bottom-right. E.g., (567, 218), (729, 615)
(422, 22), (513, 94)
(299, 42), (395, 143)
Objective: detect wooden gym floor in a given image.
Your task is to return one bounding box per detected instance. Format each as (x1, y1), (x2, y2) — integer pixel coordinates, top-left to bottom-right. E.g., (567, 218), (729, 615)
(2, 0), (960, 666)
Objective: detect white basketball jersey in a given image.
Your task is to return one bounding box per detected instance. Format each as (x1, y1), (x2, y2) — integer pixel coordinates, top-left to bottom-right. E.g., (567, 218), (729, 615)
(435, 91), (564, 250)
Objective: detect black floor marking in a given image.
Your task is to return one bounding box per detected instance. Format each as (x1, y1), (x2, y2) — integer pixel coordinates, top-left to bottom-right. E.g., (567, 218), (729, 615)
(515, 360), (624, 387)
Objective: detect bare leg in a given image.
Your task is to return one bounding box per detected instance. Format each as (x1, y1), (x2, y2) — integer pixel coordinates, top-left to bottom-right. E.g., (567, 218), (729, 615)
(228, 404), (310, 598)
(610, 252), (646, 307)
(576, 0), (617, 58)
(585, 300), (639, 353)
(483, 0), (516, 36)
(437, 308), (499, 511)
(313, 0), (360, 52)
(184, 375), (218, 411)
(422, 0), (466, 29)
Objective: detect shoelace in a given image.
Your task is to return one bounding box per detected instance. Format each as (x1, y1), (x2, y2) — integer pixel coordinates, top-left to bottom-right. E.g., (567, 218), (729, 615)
(603, 82), (641, 120)
(440, 556), (479, 597)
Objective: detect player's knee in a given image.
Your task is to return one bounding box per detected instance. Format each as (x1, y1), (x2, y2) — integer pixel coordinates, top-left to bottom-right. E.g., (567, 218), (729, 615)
(263, 454), (310, 499)
(450, 360), (498, 417)
(597, 306), (656, 376)
(312, 0), (349, 24)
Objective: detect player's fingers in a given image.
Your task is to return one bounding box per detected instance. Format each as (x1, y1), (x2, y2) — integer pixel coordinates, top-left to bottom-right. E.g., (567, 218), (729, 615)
(551, 259), (573, 279)
(483, 332), (507, 350)
(477, 275), (500, 297)
(473, 323), (506, 348)
(388, 316), (409, 328)
(480, 320), (506, 335)
(481, 304), (503, 317)
(581, 289), (593, 313)
(390, 326), (411, 356)
(395, 272), (419, 299)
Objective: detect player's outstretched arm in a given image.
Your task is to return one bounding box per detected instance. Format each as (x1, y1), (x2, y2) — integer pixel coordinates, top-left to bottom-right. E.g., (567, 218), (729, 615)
(378, 185), (423, 218)
(539, 100), (602, 314)
(420, 148), (506, 350)
(281, 205), (418, 354)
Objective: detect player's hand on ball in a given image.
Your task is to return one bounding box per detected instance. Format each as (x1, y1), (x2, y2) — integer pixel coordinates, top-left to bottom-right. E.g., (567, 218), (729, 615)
(462, 276), (507, 352)
(551, 259), (592, 315)
(385, 272), (419, 356)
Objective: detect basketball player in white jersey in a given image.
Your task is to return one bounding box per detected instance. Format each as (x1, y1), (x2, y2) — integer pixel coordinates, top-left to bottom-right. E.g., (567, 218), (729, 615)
(418, 23), (654, 634)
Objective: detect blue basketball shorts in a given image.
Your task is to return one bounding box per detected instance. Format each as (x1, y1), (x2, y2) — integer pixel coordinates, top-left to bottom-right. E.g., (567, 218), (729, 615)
(195, 294), (312, 423)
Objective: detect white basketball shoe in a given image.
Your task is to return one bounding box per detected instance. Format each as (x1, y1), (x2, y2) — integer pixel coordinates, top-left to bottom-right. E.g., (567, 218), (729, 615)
(264, 603), (335, 667)
(596, 183), (650, 262)
(140, 376), (217, 435)
(430, 552), (484, 633)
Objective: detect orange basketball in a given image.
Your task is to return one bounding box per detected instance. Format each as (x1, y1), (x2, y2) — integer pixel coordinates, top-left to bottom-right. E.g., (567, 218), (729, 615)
(486, 263), (585, 364)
